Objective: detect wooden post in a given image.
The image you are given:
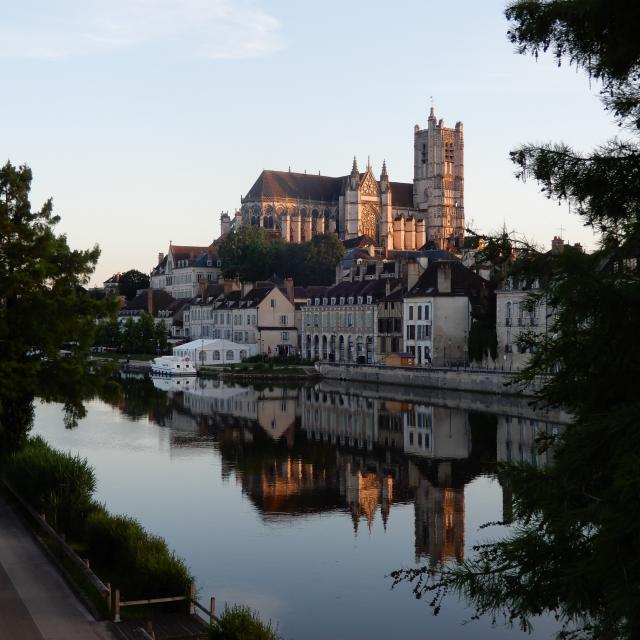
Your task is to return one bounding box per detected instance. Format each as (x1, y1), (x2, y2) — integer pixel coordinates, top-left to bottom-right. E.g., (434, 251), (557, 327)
(189, 580), (196, 614)
(210, 596), (216, 625)
(114, 589), (121, 622)
(105, 583), (111, 612)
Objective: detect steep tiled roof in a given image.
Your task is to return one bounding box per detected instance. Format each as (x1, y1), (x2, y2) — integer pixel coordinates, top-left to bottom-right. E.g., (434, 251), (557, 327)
(245, 170), (345, 202)
(124, 289), (176, 313)
(407, 261), (488, 298)
(342, 235), (375, 250)
(390, 182), (414, 208)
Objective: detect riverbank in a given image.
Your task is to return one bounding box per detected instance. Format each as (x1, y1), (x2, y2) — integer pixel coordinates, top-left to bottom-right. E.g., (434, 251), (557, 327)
(315, 362), (547, 398)
(200, 363), (319, 382)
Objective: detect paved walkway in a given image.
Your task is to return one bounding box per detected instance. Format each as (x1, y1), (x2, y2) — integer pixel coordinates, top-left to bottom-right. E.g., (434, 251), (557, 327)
(0, 496), (114, 640)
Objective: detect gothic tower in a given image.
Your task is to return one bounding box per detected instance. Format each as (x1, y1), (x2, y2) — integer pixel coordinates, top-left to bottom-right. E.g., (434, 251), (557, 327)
(413, 107), (464, 249)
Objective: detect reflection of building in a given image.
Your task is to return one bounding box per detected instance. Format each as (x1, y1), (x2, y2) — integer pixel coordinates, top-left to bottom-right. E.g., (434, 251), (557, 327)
(403, 407), (470, 459)
(497, 415), (561, 467)
(177, 379), (298, 439)
(138, 377), (565, 568)
(344, 462), (394, 532)
(301, 387), (379, 449)
(411, 461), (464, 565)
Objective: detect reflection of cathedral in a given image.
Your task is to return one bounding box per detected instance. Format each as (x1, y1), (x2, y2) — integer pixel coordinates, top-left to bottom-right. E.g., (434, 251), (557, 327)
(221, 108), (464, 250)
(412, 462), (465, 565)
(142, 377), (563, 567)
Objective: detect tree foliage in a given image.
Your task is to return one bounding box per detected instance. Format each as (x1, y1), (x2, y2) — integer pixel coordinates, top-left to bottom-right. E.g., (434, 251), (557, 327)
(0, 162), (116, 448)
(94, 313), (167, 355)
(393, 2), (640, 638)
(218, 227), (344, 285)
(118, 269), (150, 300)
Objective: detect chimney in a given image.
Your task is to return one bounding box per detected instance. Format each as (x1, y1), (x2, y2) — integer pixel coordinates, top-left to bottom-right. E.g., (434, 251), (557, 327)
(147, 288), (154, 315)
(241, 281), (254, 297)
(437, 263), (452, 293)
(198, 276), (207, 298)
(406, 261), (420, 290)
(551, 236), (565, 255)
(158, 252), (164, 265)
(223, 278), (236, 295)
(285, 277), (294, 303)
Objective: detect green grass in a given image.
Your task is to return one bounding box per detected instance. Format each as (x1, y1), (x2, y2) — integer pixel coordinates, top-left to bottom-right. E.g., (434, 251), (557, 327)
(209, 605), (282, 640)
(92, 352), (155, 362)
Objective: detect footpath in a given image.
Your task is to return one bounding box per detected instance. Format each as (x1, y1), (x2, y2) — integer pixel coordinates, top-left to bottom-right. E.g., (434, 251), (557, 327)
(0, 495), (115, 640)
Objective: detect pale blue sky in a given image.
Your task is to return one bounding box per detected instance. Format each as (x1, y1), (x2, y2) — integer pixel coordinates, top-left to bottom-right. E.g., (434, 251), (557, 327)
(2, 0), (619, 285)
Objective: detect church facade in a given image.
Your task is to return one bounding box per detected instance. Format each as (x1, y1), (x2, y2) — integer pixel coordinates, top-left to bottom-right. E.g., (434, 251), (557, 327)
(221, 108), (464, 251)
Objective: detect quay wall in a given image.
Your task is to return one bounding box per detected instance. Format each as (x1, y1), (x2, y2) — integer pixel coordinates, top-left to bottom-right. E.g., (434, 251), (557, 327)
(315, 363), (545, 398)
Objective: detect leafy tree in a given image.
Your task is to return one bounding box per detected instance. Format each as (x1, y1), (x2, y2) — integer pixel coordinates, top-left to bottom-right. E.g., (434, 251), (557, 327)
(118, 269), (150, 301)
(468, 318), (497, 363)
(218, 225), (272, 282)
(0, 162), (115, 447)
(218, 226), (343, 285)
(392, 2), (640, 638)
(304, 234), (345, 285)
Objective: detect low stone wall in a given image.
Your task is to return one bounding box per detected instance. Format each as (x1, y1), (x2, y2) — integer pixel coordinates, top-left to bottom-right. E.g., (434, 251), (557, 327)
(315, 363), (546, 397)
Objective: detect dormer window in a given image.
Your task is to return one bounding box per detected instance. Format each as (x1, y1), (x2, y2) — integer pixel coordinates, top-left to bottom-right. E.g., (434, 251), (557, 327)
(340, 297), (345, 305)
(331, 297), (336, 305)
(216, 260), (222, 267)
(366, 295), (372, 304)
(348, 296), (354, 304)
(357, 296), (363, 304)
(314, 298), (320, 306)
(307, 298), (312, 306)
(207, 259), (212, 267)
(322, 297), (328, 305)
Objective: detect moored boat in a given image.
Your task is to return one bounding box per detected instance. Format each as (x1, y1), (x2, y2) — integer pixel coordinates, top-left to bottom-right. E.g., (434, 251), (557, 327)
(150, 355), (197, 376)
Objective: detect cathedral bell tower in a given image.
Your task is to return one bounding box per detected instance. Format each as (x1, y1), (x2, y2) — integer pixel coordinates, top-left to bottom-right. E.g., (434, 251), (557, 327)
(413, 107), (464, 249)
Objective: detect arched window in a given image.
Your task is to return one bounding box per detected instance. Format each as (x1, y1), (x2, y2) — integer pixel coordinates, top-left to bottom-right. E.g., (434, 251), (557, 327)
(226, 350), (234, 360)
(212, 350), (220, 360)
(506, 302), (512, 319)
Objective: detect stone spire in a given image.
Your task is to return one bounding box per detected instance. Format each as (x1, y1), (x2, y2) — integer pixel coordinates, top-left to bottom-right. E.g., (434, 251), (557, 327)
(380, 160), (389, 192)
(428, 105), (436, 124)
(380, 159), (388, 181)
(351, 156), (359, 178)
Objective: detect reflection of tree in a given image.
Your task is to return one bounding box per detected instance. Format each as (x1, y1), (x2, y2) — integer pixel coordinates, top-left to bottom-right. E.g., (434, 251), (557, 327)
(101, 376), (172, 426)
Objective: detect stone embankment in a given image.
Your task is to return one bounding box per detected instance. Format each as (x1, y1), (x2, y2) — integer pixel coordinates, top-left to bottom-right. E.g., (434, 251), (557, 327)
(315, 363), (545, 397)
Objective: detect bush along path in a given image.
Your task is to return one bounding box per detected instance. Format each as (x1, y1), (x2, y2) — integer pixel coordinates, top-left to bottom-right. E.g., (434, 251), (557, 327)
(3, 438), (194, 618)
(3, 437), (281, 640)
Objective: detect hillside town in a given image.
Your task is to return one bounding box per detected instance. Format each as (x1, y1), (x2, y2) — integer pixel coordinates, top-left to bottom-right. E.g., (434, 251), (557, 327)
(104, 109), (583, 372)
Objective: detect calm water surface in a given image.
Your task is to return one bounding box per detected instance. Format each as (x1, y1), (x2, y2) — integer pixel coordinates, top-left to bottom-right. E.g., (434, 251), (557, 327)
(33, 376), (565, 639)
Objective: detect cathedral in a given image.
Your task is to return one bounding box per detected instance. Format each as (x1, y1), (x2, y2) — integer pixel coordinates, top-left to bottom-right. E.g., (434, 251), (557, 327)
(220, 108), (464, 251)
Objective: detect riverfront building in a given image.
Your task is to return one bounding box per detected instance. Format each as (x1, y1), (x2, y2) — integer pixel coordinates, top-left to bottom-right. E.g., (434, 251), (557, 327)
(403, 260), (489, 366)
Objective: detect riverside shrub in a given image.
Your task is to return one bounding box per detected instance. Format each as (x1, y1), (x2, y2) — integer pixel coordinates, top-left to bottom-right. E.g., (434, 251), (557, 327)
(4, 436), (192, 601)
(5, 436), (95, 537)
(210, 605), (282, 640)
(85, 510), (191, 599)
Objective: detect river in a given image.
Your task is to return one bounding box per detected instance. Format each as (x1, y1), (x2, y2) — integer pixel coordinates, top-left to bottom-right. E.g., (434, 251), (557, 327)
(32, 375), (565, 639)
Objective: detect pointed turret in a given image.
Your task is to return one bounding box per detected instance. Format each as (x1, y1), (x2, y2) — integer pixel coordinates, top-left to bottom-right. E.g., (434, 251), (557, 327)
(351, 155), (359, 178)
(380, 160), (389, 193)
(349, 156), (361, 190)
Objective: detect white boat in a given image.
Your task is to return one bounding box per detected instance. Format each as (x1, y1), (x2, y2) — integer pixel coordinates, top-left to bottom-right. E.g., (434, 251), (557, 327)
(149, 355), (197, 376)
